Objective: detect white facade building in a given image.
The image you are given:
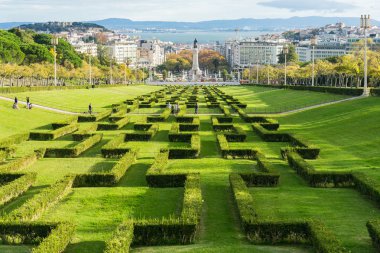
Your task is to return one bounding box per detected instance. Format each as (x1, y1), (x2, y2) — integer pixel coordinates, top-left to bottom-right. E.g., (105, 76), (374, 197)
(72, 42), (98, 57)
(107, 42), (137, 65)
(296, 46), (346, 62)
(239, 41), (284, 67)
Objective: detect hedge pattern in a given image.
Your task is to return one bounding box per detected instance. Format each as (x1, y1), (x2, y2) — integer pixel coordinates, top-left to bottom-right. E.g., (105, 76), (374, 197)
(44, 134), (103, 158)
(30, 124), (79, 141)
(5, 176), (74, 221)
(0, 173), (36, 207)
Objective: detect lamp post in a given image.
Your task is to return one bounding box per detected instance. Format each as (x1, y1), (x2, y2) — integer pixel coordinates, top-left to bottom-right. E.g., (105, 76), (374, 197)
(265, 48), (270, 85)
(51, 36), (59, 86)
(311, 37), (317, 87)
(88, 43), (92, 86)
(361, 15), (371, 96)
(256, 59), (259, 84)
(283, 45), (289, 86)
(110, 56), (113, 85)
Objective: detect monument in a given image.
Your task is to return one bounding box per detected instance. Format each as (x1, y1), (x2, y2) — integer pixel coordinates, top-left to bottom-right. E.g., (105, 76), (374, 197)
(191, 38), (202, 81)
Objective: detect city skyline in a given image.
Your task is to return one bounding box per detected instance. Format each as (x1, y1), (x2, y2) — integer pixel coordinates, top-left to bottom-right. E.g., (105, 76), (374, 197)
(0, 0), (379, 23)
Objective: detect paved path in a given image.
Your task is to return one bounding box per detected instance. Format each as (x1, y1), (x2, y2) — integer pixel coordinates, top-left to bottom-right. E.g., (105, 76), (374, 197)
(0, 95), (79, 115)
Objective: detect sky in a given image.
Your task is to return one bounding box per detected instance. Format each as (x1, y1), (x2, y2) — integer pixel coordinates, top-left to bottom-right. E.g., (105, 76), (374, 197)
(0, 0), (379, 22)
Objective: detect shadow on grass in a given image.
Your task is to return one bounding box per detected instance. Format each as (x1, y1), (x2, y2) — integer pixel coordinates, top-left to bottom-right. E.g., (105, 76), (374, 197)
(118, 161), (151, 187)
(65, 241), (105, 253)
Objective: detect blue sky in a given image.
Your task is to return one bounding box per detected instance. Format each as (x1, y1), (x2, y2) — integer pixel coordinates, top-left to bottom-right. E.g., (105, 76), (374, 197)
(0, 0), (378, 22)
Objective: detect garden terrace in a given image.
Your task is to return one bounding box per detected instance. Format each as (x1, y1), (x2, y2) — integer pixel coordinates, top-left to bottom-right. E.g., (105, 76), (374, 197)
(1, 85), (380, 253)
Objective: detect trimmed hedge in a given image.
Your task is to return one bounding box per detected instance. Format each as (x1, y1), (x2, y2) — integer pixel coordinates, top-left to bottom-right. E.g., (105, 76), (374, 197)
(32, 222), (75, 253)
(30, 124), (79, 141)
(217, 134), (256, 159)
(125, 124), (159, 141)
(44, 134), (102, 158)
(147, 108), (171, 122)
(353, 172), (380, 205)
(104, 220), (134, 253)
(167, 135), (200, 159)
(101, 134), (129, 158)
(0, 152), (39, 173)
(51, 117), (78, 130)
(78, 110), (112, 122)
(367, 220), (380, 251)
(73, 150), (137, 187)
(146, 150), (187, 187)
(97, 117), (129, 130)
(0, 133), (30, 148)
(0, 173), (36, 206)
(229, 173), (347, 252)
(0, 221), (74, 253)
(5, 176), (74, 221)
(287, 152), (353, 187)
(133, 174), (202, 246)
(72, 123), (98, 141)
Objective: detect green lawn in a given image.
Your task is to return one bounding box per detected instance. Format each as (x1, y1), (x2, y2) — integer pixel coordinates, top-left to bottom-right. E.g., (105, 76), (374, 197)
(1, 85), (380, 253)
(0, 100), (64, 138)
(218, 86), (351, 113)
(2, 85), (162, 112)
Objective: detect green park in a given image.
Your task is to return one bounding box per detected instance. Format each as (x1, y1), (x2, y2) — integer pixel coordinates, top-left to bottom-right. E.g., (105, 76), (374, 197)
(1, 83), (380, 253)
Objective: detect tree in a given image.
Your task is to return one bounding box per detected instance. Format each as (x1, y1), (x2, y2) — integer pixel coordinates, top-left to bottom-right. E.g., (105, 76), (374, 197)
(278, 44), (298, 64)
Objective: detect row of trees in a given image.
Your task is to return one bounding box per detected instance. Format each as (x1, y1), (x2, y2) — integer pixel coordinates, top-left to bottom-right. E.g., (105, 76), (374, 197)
(242, 43), (380, 88)
(0, 62), (147, 87)
(0, 28), (147, 86)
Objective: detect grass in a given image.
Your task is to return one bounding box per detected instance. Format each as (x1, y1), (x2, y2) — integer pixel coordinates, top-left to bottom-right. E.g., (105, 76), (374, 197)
(1, 86), (380, 252)
(0, 100), (64, 138)
(2, 85), (162, 112)
(218, 86), (351, 113)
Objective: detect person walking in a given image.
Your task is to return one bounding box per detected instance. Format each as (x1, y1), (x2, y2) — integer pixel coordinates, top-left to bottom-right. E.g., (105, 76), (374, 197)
(14, 97), (18, 105)
(195, 102), (199, 114)
(26, 97), (30, 108)
(88, 103), (93, 114)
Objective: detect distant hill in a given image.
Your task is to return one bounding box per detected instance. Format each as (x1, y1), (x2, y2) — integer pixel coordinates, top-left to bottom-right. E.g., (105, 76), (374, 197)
(90, 16), (380, 31)
(1, 17), (379, 32)
(18, 22), (110, 33)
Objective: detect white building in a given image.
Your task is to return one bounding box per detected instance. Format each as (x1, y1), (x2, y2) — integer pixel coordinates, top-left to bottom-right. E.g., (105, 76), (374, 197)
(238, 41), (284, 68)
(106, 42), (137, 65)
(72, 41), (98, 57)
(296, 46), (346, 62)
(136, 40), (165, 68)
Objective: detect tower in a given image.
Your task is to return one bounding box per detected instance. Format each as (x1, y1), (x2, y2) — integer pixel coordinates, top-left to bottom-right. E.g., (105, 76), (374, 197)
(191, 38), (202, 81)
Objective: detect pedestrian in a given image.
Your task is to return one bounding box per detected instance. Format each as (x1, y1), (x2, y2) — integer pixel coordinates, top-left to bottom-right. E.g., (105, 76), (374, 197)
(14, 97), (18, 105)
(195, 102), (199, 114)
(28, 103), (33, 110)
(88, 103), (92, 114)
(176, 103), (180, 115)
(26, 97), (30, 108)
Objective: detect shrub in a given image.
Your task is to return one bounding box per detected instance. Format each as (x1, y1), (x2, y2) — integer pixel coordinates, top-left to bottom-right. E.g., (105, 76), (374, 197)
(167, 135), (200, 159)
(101, 134), (129, 158)
(78, 110), (112, 122)
(125, 124), (158, 141)
(0, 173), (36, 206)
(72, 123), (98, 141)
(104, 220), (134, 253)
(0, 152), (39, 173)
(287, 152), (353, 187)
(0, 133), (30, 147)
(97, 117), (129, 130)
(6, 176), (74, 221)
(44, 134), (102, 158)
(367, 220), (380, 251)
(73, 150), (137, 187)
(217, 134), (256, 159)
(147, 108), (171, 122)
(30, 124), (79, 141)
(51, 117), (78, 130)
(32, 222), (75, 253)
